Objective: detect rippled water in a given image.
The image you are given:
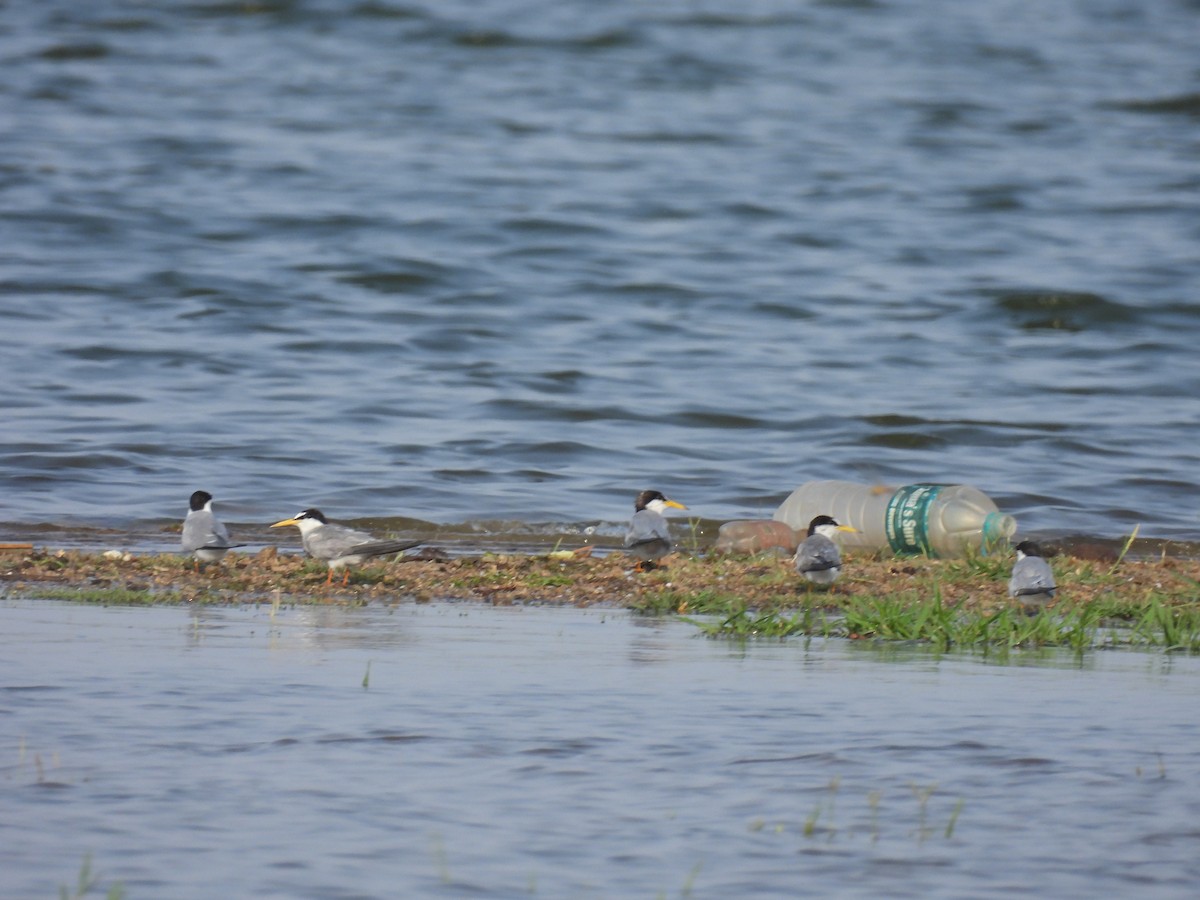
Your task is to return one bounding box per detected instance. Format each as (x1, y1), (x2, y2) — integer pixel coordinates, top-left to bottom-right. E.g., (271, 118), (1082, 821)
(2, 1), (1199, 546)
(3, 600), (1199, 898)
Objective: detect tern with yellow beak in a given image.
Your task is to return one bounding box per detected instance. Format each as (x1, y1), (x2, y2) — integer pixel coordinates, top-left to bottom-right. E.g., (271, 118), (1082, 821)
(270, 508), (422, 585)
(623, 489), (688, 571)
(794, 515), (858, 587)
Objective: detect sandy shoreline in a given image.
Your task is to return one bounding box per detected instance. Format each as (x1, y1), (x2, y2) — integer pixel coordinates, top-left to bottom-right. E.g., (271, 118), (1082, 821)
(3, 545), (1199, 615)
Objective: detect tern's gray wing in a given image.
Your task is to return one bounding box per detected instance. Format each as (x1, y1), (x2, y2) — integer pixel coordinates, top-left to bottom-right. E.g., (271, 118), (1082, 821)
(182, 509), (237, 552)
(1008, 556), (1056, 598)
(624, 509), (671, 549)
(794, 534), (841, 575)
(302, 522), (373, 560)
(342, 538), (423, 560)
(304, 523), (419, 562)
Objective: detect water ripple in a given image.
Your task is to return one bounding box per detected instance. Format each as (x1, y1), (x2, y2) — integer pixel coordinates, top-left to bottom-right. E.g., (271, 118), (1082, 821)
(1105, 92), (1200, 116)
(0, 0), (1197, 544)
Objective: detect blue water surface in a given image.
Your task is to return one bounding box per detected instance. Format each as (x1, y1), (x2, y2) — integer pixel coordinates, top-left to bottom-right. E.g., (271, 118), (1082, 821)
(1, 0), (1198, 542)
(3, 600), (1199, 898)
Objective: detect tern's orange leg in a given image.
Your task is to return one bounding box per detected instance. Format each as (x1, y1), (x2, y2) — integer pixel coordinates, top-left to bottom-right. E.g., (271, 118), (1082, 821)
(325, 568), (334, 585)
(341, 569), (350, 586)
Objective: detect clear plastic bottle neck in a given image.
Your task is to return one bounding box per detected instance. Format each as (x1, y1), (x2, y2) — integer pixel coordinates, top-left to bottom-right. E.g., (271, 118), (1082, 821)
(982, 511), (1017, 553)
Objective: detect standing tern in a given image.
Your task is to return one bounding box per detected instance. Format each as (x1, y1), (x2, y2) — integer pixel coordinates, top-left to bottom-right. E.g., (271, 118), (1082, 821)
(181, 490), (243, 568)
(1008, 540), (1057, 608)
(270, 508), (422, 585)
(793, 515), (858, 587)
(623, 489), (688, 571)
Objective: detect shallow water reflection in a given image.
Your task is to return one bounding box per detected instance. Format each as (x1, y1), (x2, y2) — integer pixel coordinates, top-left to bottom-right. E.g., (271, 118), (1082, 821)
(3, 600), (1198, 898)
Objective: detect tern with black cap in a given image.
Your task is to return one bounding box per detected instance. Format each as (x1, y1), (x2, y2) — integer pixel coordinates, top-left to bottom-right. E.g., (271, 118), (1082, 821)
(623, 489), (687, 571)
(181, 490), (243, 568)
(1008, 540), (1057, 608)
(794, 514), (858, 587)
(271, 508), (422, 585)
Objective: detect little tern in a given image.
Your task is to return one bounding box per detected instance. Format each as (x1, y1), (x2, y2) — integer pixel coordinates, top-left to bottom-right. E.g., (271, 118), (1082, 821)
(270, 508), (422, 585)
(181, 490), (243, 568)
(793, 515), (858, 587)
(623, 489), (688, 571)
(1008, 540), (1057, 608)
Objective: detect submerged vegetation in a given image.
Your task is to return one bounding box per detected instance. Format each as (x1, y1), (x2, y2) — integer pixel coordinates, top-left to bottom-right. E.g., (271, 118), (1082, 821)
(2, 542), (1199, 653)
(748, 778), (963, 846)
(59, 854), (124, 900)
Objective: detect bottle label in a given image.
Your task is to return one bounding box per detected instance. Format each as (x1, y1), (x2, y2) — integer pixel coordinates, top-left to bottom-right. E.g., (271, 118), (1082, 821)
(885, 484), (943, 555)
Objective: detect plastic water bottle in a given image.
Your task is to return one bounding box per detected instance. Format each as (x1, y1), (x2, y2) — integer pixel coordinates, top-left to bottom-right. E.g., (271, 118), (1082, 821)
(773, 480), (1016, 558)
(714, 520), (798, 554)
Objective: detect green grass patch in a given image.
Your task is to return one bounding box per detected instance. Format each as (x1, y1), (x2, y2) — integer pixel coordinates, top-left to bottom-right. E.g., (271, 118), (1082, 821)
(523, 572), (575, 588)
(683, 598), (836, 639)
(27, 587), (184, 605)
(1133, 599), (1200, 651)
(346, 565), (391, 585)
(630, 590), (753, 617)
(680, 591), (1200, 653)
